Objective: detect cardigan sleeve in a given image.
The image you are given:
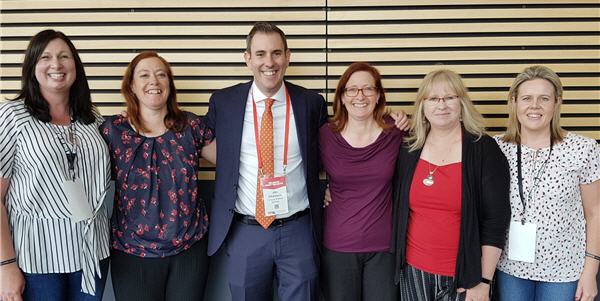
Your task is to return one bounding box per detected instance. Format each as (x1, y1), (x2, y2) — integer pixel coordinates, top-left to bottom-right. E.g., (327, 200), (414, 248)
(478, 136), (511, 248)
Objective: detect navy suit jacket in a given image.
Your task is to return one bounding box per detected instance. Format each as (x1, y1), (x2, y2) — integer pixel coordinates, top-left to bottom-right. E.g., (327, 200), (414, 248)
(204, 80), (328, 256)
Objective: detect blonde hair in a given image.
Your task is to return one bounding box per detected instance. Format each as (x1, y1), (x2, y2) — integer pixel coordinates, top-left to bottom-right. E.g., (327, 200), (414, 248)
(502, 65), (564, 144)
(407, 69), (485, 152)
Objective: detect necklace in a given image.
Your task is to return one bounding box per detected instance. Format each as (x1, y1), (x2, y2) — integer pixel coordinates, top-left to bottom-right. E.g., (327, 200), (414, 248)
(422, 163), (439, 186)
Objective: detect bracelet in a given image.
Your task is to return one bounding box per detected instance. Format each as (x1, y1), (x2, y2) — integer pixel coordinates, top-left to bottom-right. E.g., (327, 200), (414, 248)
(585, 252), (600, 261)
(481, 277), (492, 285)
(0, 257), (16, 266)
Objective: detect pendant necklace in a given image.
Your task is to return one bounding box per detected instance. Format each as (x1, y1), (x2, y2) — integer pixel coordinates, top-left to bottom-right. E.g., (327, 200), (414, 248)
(422, 163), (439, 186)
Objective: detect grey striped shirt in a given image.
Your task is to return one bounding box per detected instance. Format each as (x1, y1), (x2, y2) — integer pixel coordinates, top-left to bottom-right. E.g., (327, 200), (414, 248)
(0, 101), (110, 296)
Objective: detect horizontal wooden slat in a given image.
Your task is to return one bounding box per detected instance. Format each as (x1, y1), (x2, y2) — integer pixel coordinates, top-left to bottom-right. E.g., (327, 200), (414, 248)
(328, 36), (600, 49)
(484, 117), (600, 127)
(329, 50), (600, 62)
(487, 130), (600, 140)
(327, 22), (600, 35)
(329, 0), (599, 6)
(363, 91), (600, 102)
(5, 49), (597, 65)
(0, 66), (326, 77)
(329, 8), (598, 21)
(0, 39), (325, 51)
(1, 52), (326, 64)
(4, 64), (594, 78)
(91, 107), (600, 127)
(2, 77), (597, 91)
(0, 0), (325, 10)
(350, 104), (600, 115)
(1, 11), (326, 23)
(0, 25), (326, 38)
(328, 64), (600, 75)
(3, 91), (597, 104)
(326, 77), (600, 88)
(1, 79), (326, 90)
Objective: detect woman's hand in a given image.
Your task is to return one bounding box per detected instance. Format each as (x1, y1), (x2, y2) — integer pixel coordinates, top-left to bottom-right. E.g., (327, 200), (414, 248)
(390, 110), (410, 131)
(0, 263), (24, 301)
(575, 264), (598, 301)
(323, 186), (332, 208)
(458, 282), (490, 301)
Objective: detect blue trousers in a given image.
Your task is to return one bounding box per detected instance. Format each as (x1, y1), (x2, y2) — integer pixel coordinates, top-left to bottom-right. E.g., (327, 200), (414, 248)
(225, 213), (318, 301)
(22, 258), (109, 301)
(495, 270), (578, 301)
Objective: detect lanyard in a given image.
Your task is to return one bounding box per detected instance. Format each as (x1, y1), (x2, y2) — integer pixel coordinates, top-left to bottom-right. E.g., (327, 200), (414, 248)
(251, 87), (291, 176)
(51, 120), (78, 181)
(516, 139), (553, 224)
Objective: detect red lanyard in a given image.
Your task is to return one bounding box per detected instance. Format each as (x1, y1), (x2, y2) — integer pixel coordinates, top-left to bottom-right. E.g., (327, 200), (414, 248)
(251, 87), (291, 175)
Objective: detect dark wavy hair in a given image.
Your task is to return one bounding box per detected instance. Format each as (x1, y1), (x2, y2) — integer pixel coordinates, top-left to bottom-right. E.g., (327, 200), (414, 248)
(121, 51), (186, 133)
(10, 29), (95, 124)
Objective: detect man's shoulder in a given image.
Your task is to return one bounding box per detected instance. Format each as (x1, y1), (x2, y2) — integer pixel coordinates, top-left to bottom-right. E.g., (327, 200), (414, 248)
(285, 81), (323, 101)
(211, 81), (251, 99)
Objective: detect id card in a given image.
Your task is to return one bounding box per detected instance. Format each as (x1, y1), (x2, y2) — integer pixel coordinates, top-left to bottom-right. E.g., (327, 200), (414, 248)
(507, 221), (537, 263)
(261, 176), (289, 216)
(64, 179), (93, 222)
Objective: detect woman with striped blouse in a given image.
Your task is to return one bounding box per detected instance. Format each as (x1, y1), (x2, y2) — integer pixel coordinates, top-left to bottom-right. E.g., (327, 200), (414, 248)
(0, 30), (111, 301)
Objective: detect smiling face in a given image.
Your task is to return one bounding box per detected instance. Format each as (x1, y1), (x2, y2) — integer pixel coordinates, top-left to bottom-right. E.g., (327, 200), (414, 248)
(514, 78), (559, 136)
(244, 32), (290, 97)
(342, 71), (380, 121)
(34, 38), (76, 97)
(422, 80), (462, 131)
(131, 57), (170, 112)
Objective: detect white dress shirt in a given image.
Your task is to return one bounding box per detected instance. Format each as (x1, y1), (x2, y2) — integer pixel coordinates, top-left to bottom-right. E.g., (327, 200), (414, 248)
(235, 82), (309, 218)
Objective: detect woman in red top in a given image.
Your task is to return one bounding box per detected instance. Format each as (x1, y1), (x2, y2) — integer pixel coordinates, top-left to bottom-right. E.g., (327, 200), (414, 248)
(392, 69), (511, 301)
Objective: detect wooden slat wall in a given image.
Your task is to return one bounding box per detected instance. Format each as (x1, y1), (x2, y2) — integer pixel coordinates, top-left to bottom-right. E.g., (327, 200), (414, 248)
(1, 0), (599, 151)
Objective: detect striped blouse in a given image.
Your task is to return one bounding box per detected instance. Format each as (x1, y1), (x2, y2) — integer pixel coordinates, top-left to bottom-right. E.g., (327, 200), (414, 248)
(0, 101), (111, 296)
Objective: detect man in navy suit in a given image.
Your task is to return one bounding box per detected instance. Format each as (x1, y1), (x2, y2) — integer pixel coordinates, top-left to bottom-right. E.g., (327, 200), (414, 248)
(203, 22), (328, 301)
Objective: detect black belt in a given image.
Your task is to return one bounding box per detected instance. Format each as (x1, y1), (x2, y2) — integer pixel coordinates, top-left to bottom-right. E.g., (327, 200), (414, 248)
(234, 209), (309, 228)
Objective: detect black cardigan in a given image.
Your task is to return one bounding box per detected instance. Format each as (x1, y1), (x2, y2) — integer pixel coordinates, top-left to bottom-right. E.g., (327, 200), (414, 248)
(392, 131), (511, 290)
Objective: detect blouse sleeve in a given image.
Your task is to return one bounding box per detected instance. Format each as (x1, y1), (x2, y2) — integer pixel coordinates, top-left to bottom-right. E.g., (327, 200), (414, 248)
(190, 114), (214, 156)
(579, 139), (600, 184)
(99, 116), (117, 180)
(478, 136), (511, 249)
(0, 103), (20, 178)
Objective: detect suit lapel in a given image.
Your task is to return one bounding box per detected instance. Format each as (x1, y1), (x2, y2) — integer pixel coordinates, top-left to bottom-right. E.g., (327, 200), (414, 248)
(231, 81), (252, 171)
(286, 82), (308, 173)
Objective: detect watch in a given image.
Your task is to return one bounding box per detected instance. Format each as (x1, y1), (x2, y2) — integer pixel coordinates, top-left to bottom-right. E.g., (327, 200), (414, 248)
(481, 277), (492, 285)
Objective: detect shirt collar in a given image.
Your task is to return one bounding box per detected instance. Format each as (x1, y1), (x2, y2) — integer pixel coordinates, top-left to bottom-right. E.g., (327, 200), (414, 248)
(251, 81), (286, 103)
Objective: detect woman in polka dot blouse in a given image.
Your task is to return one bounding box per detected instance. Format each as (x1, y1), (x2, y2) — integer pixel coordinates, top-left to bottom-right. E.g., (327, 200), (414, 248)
(494, 65), (600, 301)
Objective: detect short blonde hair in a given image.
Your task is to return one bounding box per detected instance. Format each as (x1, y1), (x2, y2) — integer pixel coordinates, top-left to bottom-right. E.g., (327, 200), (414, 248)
(502, 65), (564, 144)
(407, 69), (485, 152)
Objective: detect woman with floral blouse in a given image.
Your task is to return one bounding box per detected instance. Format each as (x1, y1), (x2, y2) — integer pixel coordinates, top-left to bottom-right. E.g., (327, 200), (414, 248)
(100, 51), (215, 301)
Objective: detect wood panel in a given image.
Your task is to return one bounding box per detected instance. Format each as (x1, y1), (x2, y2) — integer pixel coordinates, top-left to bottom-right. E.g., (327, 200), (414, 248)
(1, 0), (598, 156)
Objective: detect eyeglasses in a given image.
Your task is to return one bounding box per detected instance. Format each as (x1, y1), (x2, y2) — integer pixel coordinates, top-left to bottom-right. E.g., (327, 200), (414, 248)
(344, 86), (378, 97)
(425, 95), (459, 104)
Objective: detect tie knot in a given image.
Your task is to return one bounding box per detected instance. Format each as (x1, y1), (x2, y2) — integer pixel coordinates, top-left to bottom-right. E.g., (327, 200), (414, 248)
(265, 98), (274, 110)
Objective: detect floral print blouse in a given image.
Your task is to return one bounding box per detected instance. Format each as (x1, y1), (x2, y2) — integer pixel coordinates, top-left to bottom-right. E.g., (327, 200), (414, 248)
(100, 113), (213, 258)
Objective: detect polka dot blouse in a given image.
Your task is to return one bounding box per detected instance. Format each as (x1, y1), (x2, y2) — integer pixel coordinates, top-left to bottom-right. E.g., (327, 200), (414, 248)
(494, 132), (600, 282)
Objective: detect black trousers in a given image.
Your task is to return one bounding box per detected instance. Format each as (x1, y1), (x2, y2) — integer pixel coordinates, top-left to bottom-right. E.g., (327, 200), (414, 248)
(321, 247), (397, 301)
(110, 238), (209, 301)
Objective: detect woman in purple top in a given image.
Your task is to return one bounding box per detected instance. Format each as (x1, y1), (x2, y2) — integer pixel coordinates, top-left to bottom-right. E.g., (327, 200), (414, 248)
(100, 51), (215, 301)
(320, 62), (404, 301)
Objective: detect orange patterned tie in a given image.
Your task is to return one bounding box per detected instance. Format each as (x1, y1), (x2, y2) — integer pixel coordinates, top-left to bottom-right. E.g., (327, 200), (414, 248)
(256, 98), (276, 229)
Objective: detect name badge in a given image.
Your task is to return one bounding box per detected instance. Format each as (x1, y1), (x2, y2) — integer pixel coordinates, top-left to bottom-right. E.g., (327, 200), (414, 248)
(507, 221), (537, 263)
(261, 176), (289, 216)
(63, 178), (93, 222)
